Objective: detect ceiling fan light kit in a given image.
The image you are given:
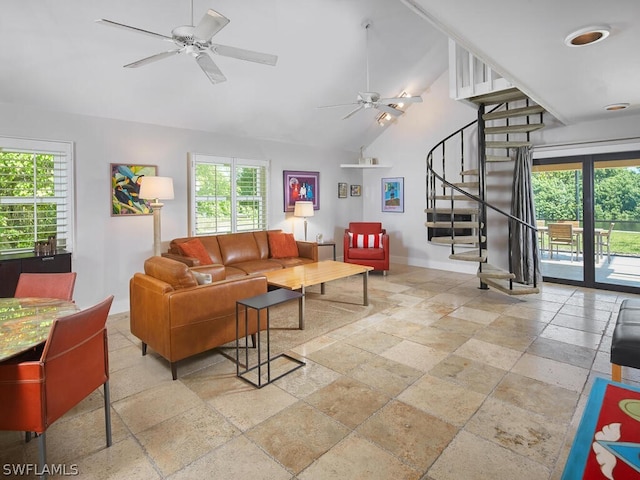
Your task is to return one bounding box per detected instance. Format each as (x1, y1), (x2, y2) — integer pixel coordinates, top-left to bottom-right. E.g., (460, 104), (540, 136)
(97, 4), (277, 85)
(317, 21), (422, 120)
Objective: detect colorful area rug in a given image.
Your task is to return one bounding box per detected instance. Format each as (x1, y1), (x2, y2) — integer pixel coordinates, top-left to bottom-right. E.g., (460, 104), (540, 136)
(563, 377), (640, 479)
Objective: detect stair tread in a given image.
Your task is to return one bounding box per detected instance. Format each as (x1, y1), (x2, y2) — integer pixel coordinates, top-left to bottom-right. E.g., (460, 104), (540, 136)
(486, 141), (532, 148)
(425, 207), (479, 215)
(477, 264), (515, 280)
(486, 155), (513, 162)
(449, 181), (480, 188)
(471, 87), (526, 105)
(433, 195), (474, 200)
(425, 221), (481, 228)
(482, 277), (540, 295)
(449, 250), (487, 262)
(483, 105), (545, 121)
(431, 235), (485, 245)
(485, 124), (544, 135)
(460, 169), (479, 176)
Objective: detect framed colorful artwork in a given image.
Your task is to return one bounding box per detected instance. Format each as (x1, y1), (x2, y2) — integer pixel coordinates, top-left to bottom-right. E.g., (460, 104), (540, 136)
(338, 182), (348, 198)
(350, 185), (361, 197)
(382, 177), (404, 212)
(283, 170), (319, 212)
(111, 164), (157, 216)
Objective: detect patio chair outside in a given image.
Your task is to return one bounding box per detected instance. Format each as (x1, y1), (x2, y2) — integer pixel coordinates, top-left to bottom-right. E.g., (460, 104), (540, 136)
(599, 222), (615, 263)
(548, 223), (576, 261)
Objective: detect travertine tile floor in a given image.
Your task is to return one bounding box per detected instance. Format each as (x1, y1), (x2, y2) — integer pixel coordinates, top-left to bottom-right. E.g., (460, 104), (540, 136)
(2, 264), (640, 479)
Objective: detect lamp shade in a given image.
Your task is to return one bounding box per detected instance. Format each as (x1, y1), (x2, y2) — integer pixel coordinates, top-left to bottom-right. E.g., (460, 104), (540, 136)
(294, 201), (314, 218)
(139, 176), (174, 202)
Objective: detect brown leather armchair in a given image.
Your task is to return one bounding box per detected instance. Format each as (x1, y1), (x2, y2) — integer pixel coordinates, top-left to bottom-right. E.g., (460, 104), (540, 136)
(129, 256), (268, 380)
(0, 296), (114, 474)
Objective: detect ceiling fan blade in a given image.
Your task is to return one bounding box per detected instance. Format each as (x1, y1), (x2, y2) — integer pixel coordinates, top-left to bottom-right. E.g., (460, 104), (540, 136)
(210, 43), (278, 66)
(96, 19), (173, 42)
(124, 49), (182, 68)
(377, 95), (423, 105)
(193, 9), (230, 42)
(196, 53), (227, 84)
(342, 105), (365, 120)
(375, 104), (404, 117)
(317, 102), (360, 109)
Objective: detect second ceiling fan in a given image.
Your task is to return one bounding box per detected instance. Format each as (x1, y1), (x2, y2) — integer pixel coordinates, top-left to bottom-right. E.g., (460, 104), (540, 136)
(318, 21), (422, 120)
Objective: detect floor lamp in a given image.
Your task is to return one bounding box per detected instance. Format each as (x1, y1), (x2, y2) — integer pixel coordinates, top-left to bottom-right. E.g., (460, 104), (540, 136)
(139, 176), (174, 256)
(294, 201), (314, 241)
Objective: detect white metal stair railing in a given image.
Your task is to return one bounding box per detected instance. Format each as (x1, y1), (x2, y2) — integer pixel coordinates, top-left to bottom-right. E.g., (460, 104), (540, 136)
(425, 91), (543, 295)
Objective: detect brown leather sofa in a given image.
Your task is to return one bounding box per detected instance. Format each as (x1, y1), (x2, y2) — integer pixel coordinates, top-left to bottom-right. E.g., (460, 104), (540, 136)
(129, 256), (268, 380)
(164, 229), (318, 279)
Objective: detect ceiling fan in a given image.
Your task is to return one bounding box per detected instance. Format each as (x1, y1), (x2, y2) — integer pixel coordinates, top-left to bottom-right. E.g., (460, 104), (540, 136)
(318, 21), (422, 120)
(96, 2), (277, 84)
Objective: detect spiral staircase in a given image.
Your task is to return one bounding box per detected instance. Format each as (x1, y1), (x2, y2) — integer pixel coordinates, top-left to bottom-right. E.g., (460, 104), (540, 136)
(425, 87), (544, 295)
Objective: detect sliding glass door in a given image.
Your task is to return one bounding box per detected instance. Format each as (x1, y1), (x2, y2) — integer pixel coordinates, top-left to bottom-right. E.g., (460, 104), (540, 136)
(593, 158), (640, 289)
(533, 151), (640, 293)
(532, 161), (584, 283)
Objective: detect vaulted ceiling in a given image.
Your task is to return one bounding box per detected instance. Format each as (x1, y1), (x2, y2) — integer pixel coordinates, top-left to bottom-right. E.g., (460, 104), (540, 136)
(2, 1), (638, 154)
(0, 0), (447, 152)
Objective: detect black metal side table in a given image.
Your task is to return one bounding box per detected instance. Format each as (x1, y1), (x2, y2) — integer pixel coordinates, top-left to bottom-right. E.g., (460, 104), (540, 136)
(235, 288), (305, 388)
(317, 242), (336, 260)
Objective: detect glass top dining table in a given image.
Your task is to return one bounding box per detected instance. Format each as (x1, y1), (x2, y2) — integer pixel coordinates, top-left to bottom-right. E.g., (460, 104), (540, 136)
(0, 297), (79, 362)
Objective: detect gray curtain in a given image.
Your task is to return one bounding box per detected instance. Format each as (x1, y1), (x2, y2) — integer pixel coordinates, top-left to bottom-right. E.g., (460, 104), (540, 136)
(510, 146), (540, 285)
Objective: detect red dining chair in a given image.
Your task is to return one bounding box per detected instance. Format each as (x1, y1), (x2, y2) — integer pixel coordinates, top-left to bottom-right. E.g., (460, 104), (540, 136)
(0, 296), (114, 476)
(14, 272), (77, 301)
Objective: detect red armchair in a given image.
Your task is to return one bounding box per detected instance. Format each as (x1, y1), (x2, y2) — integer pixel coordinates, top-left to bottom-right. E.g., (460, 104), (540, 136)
(343, 222), (390, 274)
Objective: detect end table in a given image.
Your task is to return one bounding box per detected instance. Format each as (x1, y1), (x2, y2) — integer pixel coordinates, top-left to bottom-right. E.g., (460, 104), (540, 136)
(235, 288), (305, 388)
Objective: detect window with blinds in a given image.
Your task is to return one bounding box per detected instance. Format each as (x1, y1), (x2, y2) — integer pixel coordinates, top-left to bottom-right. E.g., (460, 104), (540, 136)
(0, 137), (73, 254)
(189, 153), (268, 235)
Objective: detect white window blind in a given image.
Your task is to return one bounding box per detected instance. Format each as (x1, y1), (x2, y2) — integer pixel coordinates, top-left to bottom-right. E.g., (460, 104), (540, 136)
(189, 153), (268, 235)
(0, 137), (74, 254)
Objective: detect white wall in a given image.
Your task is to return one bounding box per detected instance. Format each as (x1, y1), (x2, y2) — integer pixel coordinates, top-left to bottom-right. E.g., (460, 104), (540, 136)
(363, 70), (478, 273)
(0, 103), (360, 313)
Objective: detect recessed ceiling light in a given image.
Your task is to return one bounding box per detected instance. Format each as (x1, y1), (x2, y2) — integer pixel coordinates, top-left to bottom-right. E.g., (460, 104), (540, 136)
(605, 103), (630, 111)
(564, 25), (610, 47)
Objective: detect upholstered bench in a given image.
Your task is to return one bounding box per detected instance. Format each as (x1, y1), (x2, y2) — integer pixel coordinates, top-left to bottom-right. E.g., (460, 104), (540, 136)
(611, 299), (640, 382)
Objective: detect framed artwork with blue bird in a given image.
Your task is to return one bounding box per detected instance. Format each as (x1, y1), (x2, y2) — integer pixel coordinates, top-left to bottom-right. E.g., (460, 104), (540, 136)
(111, 164), (157, 216)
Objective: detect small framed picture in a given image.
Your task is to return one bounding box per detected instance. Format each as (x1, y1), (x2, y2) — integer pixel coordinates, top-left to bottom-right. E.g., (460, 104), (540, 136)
(350, 185), (361, 197)
(338, 182), (347, 198)
(382, 177), (404, 212)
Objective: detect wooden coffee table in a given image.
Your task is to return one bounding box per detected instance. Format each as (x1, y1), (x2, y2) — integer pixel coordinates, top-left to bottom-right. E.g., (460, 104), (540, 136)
(263, 260), (373, 329)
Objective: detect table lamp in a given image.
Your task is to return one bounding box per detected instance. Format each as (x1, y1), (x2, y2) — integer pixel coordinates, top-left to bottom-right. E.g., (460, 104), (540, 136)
(294, 201), (314, 241)
(139, 176), (174, 256)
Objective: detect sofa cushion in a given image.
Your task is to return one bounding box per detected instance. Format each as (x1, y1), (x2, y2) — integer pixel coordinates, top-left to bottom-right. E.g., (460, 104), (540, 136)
(233, 260), (284, 275)
(144, 257), (198, 290)
(178, 238), (213, 265)
(348, 248), (385, 260)
(218, 232), (260, 265)
(268, 232), (299, 258)
(349, 232), (383, 248)
(224, 265), (250, 279)
(270, 257), (314, 268)
(253, 230), (271, 259)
